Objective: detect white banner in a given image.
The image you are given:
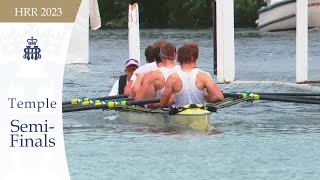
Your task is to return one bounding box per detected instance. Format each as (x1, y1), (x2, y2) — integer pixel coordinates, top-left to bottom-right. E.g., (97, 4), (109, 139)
(0, 23), (72, 180)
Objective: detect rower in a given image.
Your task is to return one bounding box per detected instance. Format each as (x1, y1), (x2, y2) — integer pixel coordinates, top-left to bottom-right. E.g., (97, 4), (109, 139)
(160, 43), (224, 108)
(124, 40), (166, 97)
(108, 59), (139, 96)
(135, 42), (180, 106)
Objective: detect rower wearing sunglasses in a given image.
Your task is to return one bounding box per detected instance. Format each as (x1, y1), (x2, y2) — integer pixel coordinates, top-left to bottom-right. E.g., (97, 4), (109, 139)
(108, 59), (140, 96)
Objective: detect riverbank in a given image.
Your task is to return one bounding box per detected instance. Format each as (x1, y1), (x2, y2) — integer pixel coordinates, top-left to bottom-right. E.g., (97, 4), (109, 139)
(98, 0), (265, 29)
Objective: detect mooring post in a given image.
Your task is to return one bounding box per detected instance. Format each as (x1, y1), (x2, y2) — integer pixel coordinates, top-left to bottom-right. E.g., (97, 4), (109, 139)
(213, 0), (217, 75)
(66, 0), (101, 64)
(296, 0), (308, 83)
(128, 3), (141, 63)
(215, 0), (235, 83)
(66, 0), (89, 64)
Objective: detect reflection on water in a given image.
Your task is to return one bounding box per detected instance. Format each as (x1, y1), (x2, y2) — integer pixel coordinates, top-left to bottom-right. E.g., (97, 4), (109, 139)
(64, 29), (320, 180)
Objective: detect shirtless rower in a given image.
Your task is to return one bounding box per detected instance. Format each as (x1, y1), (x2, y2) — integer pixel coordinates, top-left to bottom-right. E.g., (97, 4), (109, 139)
(160, 44), (224, 108)
(124, 39), (167, 97)
(135, 42), (180, 105)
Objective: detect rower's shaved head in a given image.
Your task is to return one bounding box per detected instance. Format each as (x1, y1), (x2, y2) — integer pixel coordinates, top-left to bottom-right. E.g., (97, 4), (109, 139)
(177, 46), (193, 64)
(183, 42), (199, 60)
(160, 42), (176, 60)
(153, 39), (167, 63)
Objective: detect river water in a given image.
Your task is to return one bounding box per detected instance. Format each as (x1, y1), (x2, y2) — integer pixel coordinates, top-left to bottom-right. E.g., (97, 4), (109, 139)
(63, 29), (320, 180)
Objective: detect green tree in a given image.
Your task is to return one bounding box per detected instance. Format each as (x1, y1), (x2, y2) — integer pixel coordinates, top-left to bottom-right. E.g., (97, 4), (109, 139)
(234, 0), (265, 27)
(98, 0), (265, 28)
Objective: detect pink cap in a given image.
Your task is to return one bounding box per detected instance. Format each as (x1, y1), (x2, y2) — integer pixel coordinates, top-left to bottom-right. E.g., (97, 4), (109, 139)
(125, 59), (140, 68)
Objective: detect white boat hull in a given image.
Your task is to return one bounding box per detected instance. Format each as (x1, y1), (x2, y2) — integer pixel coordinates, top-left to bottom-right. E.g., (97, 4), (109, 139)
(257, 0), (320, 32)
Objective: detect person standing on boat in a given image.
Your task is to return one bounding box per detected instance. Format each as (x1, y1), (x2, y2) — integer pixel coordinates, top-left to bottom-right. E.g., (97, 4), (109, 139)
(160, 44), (224, 108)
(135, 42), (180, 104)
(108, 59), (140, 96)
(124, 40), (166, 97)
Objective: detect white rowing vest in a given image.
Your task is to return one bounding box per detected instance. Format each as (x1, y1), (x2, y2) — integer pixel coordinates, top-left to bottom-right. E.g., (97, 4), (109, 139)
(156, 65), (180, 98)
(174, 68), (205, 107)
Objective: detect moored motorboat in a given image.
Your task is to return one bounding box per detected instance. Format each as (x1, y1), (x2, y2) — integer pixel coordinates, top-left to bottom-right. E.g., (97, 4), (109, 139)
(256, 0), (320, 32)
(118, 106), (212, 131)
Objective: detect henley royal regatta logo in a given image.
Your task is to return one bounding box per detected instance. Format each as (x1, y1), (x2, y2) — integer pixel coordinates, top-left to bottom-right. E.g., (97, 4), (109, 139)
(23, 37), (41, 60)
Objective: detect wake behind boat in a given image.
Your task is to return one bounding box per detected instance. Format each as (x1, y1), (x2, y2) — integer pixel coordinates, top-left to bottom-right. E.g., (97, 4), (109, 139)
(256, 0), (320, 32)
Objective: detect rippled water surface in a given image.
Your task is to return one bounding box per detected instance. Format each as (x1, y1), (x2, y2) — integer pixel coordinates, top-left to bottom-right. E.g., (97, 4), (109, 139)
(63, 29), (320, 180)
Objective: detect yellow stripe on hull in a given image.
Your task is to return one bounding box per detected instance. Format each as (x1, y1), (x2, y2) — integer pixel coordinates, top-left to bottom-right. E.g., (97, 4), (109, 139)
(118, 108), (211, 131)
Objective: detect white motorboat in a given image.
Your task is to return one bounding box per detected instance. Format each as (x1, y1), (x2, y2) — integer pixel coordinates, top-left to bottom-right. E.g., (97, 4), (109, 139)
(256, 0), (320, 32)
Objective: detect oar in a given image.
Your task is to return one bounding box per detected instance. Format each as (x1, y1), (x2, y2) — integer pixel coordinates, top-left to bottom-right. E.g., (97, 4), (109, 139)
(62, 94), (128, 105)
(223, 93), (320, 104)
(62, 98), (134, 109)
(256, 95), (320, 104)
(253, 93), (320, 96)
(63, 98), (160, 113)
(273, 96), (320, 101)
